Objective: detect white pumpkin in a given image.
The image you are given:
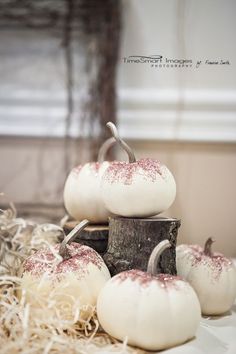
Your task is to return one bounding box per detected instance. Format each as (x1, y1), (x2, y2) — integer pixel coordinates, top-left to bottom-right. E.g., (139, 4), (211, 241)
(101, 123), (176, 217)
(63, 138), (115, 223)
(176, 238), (236, 315)
(97, 240), (201, 351)
(20, 220), (111, 322)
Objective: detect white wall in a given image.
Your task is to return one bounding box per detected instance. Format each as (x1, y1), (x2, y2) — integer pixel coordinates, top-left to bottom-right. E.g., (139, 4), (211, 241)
(0, 0), (236, 141)
(119, 0), (236, 90)
(118, 0), (236, 142)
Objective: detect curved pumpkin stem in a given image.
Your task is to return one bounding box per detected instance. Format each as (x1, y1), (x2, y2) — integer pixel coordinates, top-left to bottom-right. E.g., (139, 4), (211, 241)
(147, 240), (171, 275)
(106, 122), (136, 163)
(204, 237), (215, 257)
(97, 137), (116, 163)
(59, 219), (90, 260)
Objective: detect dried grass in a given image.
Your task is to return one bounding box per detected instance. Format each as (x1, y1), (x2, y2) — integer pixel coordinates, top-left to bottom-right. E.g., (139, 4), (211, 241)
(0, 204), (145, 354)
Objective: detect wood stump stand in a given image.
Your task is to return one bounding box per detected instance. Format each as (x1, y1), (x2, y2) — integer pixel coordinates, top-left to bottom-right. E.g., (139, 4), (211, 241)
(103, 216), (181, 276)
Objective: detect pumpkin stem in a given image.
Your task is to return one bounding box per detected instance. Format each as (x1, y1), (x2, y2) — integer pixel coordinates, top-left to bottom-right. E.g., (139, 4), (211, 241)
(106, 122), (136, 163)
(204, 237), (215, 257)
(97, 137), (116, 163)
(147, 240), (171, 275)
(59, 219), (90, 260)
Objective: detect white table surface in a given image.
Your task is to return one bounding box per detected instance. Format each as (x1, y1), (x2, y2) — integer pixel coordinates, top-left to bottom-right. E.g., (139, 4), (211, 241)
(163, 304), (236, 354)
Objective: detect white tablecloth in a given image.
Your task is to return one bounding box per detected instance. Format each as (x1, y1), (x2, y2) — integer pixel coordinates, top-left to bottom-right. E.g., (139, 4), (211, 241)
(164, 304), (236, 354)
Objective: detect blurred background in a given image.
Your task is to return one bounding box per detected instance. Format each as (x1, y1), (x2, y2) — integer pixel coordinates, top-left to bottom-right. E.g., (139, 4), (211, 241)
(0, 0), (236, 256)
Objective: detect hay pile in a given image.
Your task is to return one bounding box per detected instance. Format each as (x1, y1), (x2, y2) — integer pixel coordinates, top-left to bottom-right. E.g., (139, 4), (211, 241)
(0, 205), (144, 354)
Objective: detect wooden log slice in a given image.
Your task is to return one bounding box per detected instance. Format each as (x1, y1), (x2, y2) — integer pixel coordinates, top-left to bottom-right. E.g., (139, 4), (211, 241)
(63, 221), (109, 255)
(103, 216), (181, 276)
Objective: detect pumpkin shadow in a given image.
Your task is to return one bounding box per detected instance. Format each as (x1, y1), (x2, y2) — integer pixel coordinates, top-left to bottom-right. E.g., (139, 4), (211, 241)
(109, 336), (197, 353)
(137, 336), (197, 353)
(231, 303), (236, 312)
(202, 309), (233, 321)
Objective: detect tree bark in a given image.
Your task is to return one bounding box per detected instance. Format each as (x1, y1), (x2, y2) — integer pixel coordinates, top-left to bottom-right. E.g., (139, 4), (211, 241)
(103, 216), (181, 276)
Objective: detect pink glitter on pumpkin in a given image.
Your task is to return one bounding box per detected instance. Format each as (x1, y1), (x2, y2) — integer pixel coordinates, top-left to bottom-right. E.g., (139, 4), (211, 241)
(114, 269), (183, 289)
(89, 162), (101, 175)
(71, 162), (101, 177)
(23, 242), (103, 280)
(103, 158), (164, 185)
(72, 165), (82, 176)
(180, 244), (233, 280)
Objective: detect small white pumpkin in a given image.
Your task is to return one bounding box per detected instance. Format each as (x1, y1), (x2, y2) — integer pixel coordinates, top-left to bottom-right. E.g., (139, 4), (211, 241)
(20, 220), (111, 322)
(97, 240), (201, 351)
(101, 123), (176, 217)
(64, 138), (115, 223)
(176, 238), (236, 315)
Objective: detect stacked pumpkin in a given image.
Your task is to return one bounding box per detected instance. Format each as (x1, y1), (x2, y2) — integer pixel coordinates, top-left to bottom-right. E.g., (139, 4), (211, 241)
(19, 122), (236, 352)
(64, 122), (176, 222)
